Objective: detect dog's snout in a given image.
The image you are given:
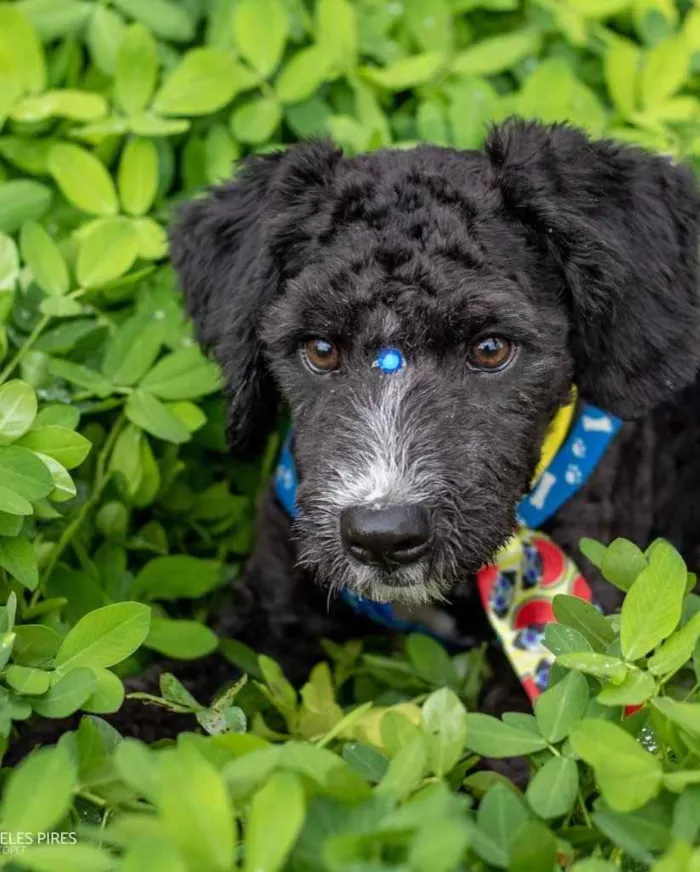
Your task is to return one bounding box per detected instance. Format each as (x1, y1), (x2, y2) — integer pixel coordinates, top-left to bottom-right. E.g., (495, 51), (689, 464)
(340, 504), (431, 568)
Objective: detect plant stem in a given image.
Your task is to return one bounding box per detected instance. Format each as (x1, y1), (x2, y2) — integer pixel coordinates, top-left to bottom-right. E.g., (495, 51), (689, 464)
(0, 314), (50, 385)
(36, 414), (125, 596)
(577, 788), (593, 829)
(77, 789), (107, 808)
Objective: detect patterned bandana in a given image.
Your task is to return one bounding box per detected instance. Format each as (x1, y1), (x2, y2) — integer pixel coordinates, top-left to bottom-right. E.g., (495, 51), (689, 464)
(274, 396), (622, 700)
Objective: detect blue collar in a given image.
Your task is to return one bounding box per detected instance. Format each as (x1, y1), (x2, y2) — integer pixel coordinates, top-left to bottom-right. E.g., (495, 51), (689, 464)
(274, 402), (621, 635)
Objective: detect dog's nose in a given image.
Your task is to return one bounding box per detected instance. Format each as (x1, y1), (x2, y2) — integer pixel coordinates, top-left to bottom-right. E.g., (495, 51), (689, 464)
(340, 504), (431, 568)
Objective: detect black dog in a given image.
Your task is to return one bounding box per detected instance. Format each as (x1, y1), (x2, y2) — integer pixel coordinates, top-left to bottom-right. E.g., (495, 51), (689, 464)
(170, 119), (700, 710)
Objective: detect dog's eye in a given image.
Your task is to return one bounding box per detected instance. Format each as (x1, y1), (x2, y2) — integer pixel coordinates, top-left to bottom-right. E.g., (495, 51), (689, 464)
(467, 336), (514, 371)
(301, 339), (340, 374)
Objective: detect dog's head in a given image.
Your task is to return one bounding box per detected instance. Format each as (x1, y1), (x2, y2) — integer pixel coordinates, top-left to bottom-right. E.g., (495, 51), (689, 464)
(170, 120), (700, 604)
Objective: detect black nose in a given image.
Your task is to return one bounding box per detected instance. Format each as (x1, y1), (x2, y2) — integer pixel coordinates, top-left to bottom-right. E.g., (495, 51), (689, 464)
(340, 504), (431, 568)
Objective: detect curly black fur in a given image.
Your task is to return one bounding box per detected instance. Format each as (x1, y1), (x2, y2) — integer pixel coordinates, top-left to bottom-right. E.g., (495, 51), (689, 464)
(170, 119), (700, 713)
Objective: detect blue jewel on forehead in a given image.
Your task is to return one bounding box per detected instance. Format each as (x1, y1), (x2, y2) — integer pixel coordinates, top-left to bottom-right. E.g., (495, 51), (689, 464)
(373, 347), (405, 374)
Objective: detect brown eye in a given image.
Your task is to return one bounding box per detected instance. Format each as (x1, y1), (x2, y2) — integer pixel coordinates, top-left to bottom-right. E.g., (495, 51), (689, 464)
(301, 338), (340, 374)
(467, 336), (514, 371)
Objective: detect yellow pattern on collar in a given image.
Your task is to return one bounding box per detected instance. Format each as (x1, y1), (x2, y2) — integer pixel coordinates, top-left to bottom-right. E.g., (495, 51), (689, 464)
(532, 388), (577, 484)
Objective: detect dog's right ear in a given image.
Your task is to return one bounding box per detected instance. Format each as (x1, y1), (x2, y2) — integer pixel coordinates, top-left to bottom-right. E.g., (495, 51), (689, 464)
(169, 141), (340, 455)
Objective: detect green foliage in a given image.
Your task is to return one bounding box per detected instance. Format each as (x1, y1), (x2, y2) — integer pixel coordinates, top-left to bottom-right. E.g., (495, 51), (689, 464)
(0, 0), (699, 869)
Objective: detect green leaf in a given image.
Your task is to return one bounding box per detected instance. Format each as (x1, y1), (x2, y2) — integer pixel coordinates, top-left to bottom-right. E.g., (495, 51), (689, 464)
(158, 743), (235, 871)
(231, 97), (283, 143)
(592, 799), (668, 864)
(114, 738), (158, 801)
(13, 843), (114, 872)
(0, 485), (31, 516)
(579, 536), (607, 568)
(20, 220), (69, 297)
(0, 180), (52, 233)
(410, 818), (469, 872)
(553, 594), (615, 651)
(114, 23), (158, 115)
(87, 5), (126, 76)
(600, 538), (648, 591)
(405, 0), (452, 53)
(81, 667), (124, 714)
(36, 452), (76, 502)
(40, 296), (83, 318)
(109, 424), (142, 498)
(34, 405), (78, 431)
(76, 217), (139, 288)
(543, 623), (593, 656)
(233, 0), (288, 78)
(508, 820), (557, 872)
(0, 4), (46, 93)
(405, 633), (459, 688)
(160, 672), (201, 710)
(168, 399), (205, 433)
(22, 0), (89, 41)
(129, 113), (191, 137)
(0, 743), (75, 833)
(118, 138), (159, 217)
(0, 444), (54, 500)
(621, 540), (687, 661)
(597, 669), (656, 706)
(526, 756), (579, 819)
(101, 314), (165, 386)
(133, 555), (221, 600)
(126, 389), (191, 444)
(477, 782), (529, 866)
(245, 771), (305, 872)
(11, 89), (107, 123)
(364, 53), (445, 90)
(275, 48), (332, 105)
(652, 697), (700, 737)
(0, 232), (19, 291)
(132, 216), (168, 260)
(570, 718), (663, 811)
(48, 358), (112, 397)
(452, 29), (540, 75)
(32, 666), (96, 717)
(604, 39), (640, 118)
(557, 651), (628, 683)
(641, 34), (688, 108)
(140, 347), (221, 400)
(465, 713), (548, 758)
(154, 48), (254, 117)
(316, 0), (356, 70)
(18, 425), (91, 469)
(112, 0), (194, 43)
(12, 624), (61, 667)
(55, 602), (151, 672)
(5, 664), (49, 695)
(0, 535), (37, 590)
(342, 743), (388, 783)
(0, 512), (23, 536)
(569, 0), (632, 13)
(672, 786), (700, 842)
(145, 617), (219, 659)
(48, 143), (118, 217)
(375, 735), (428, 800)
(534, 669), (589, 743)
(421, 687), (467, 776)
(648, 613), (700, 676)
(0, 380), (37, 444)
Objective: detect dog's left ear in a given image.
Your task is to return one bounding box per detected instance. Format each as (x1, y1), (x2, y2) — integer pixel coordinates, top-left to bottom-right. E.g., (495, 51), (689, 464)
(169, 140), (341, 454)
(485, 119), (700, 419)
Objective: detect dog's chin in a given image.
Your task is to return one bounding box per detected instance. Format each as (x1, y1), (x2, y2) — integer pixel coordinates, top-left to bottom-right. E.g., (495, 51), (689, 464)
(338, 561), (452, 606)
